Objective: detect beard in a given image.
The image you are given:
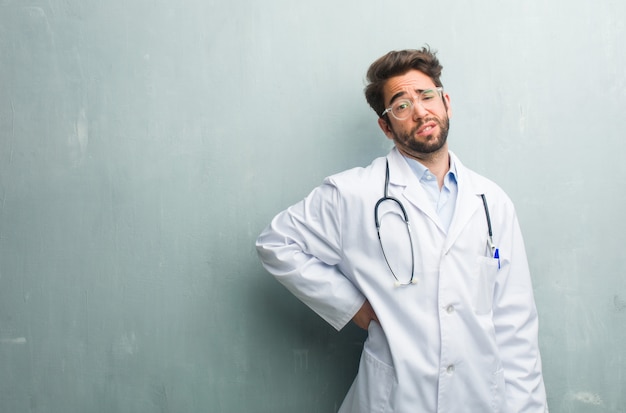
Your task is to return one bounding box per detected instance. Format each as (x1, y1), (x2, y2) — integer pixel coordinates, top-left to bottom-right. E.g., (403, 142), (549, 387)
(391, 115), (450, 155)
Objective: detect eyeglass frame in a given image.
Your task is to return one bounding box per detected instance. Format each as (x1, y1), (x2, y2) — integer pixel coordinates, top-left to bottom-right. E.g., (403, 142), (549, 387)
(380, 87), (444, 120)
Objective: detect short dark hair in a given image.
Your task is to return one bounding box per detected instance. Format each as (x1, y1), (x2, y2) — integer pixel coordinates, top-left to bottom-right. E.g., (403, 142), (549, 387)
(364, 47), (444, 117)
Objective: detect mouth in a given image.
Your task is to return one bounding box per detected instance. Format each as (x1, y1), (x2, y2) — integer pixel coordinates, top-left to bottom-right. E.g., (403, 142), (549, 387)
(416, 121), (438, 136)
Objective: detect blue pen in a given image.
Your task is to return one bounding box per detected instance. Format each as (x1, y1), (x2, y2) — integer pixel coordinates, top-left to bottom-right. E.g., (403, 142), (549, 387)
(494, 248), (500, 269)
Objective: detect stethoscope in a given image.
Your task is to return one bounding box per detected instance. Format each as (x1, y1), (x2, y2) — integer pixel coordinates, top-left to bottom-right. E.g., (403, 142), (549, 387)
(374, 159), (499, 287)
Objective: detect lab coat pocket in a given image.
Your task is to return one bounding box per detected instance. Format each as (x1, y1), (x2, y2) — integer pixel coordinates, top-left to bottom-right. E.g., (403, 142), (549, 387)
(472, 256), (499, 315)
(349, 349), (395, 413)
(341, 322), (395, 413)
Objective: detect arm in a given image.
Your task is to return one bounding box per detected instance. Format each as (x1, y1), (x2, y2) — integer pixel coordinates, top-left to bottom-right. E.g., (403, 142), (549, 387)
(256, 182), (366, 331)
(493, 208), (548, 412)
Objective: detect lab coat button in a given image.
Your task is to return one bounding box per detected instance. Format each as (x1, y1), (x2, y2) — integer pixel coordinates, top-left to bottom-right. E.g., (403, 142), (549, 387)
(446, 365), (455, 374)
(446, 305), (455, 314)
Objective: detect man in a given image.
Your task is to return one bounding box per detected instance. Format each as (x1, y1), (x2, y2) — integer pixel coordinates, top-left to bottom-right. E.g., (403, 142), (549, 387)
(256, 47), (548, 412)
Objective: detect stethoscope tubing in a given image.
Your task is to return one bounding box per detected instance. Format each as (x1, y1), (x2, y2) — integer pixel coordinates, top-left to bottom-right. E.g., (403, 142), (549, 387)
(374, 158), (497, 286)
(374, 160), (417, 286)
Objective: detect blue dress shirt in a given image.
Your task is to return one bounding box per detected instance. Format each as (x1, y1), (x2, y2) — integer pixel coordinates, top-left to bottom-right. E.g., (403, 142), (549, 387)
(403, 155), (458, 233)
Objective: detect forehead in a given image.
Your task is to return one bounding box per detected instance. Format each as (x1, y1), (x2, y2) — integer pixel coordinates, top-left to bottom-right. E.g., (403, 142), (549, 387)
(383, 70), (436, 104)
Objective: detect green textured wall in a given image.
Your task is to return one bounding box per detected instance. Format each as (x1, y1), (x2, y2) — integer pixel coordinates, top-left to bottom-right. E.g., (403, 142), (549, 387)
(1, 1), (625, 411)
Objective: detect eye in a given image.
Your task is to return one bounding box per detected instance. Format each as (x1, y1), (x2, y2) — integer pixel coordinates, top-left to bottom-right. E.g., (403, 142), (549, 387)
(421, 89), (437, 100)
(394, 100), (412, 112)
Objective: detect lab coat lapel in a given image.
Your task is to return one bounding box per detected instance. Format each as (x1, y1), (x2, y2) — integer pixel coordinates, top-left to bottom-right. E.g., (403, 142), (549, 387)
(387, 149), (443, 230)
(443, 154), (484, 253)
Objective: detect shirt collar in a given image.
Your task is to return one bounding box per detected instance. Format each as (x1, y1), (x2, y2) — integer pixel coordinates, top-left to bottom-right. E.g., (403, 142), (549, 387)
(403, 153), (458, 187)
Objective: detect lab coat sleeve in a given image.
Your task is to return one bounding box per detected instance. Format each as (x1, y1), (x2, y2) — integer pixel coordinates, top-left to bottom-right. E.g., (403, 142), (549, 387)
(492, 205), (548, 412)
(256, 181), (366, 331)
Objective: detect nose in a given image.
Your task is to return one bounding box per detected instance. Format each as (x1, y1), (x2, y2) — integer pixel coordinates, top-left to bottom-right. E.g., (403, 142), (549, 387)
(412, 99), (429, 119)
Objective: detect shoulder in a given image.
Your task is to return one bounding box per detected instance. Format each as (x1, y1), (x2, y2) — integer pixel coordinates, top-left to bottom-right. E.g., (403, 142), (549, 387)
(296, 155), (387, 214)
(323, 156), (387, 193)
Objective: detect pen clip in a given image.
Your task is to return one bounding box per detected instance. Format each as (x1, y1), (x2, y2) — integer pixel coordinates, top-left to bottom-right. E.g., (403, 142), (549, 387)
(487, 237), (500, 269)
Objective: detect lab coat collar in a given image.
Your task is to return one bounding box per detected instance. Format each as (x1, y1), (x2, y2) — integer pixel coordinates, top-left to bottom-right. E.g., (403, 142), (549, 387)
(444, 151), (489, 254)
(386, 148), (442, 230)
(386, 148), (489, 251)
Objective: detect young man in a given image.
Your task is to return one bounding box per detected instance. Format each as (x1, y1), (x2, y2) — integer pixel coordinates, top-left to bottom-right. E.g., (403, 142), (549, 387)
(256, 47), (548, 412)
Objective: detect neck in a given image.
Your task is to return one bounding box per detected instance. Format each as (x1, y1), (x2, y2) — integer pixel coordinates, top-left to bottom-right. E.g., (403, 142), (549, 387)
(400, 146), (450, 189)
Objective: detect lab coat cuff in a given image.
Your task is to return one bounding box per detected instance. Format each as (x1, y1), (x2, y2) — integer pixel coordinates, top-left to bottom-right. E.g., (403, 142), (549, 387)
(332, 295), (367, 331)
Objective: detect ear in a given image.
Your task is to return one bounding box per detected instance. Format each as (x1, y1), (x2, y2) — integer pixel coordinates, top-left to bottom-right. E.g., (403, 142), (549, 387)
(377, 117), (395, 140)
(443, 92), (452, 118)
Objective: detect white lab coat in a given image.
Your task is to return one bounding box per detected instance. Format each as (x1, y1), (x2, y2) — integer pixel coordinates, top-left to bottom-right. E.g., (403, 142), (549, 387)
(256, 148), (548, 413)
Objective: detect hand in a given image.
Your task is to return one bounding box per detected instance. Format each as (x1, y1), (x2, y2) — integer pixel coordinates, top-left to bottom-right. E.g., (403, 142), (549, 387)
(352, 300), (379, 330)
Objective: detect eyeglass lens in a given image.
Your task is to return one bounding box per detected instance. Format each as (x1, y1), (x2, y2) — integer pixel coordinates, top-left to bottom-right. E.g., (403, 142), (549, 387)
(389, 89), (441, 120)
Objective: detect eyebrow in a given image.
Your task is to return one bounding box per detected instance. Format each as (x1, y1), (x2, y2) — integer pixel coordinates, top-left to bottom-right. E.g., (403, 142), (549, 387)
(388, 88), (429, 106)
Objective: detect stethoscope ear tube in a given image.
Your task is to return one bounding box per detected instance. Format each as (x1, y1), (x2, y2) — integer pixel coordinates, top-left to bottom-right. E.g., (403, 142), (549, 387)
(480, 193), (499, 267)
(480, 194), (493, 238)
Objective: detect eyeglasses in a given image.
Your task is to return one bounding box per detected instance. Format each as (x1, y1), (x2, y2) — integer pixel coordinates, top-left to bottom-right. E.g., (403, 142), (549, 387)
(381, 87), (444, 120)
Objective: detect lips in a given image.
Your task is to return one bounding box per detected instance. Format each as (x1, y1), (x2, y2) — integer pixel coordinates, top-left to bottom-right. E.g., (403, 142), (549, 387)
(416, 120), (438, 136)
